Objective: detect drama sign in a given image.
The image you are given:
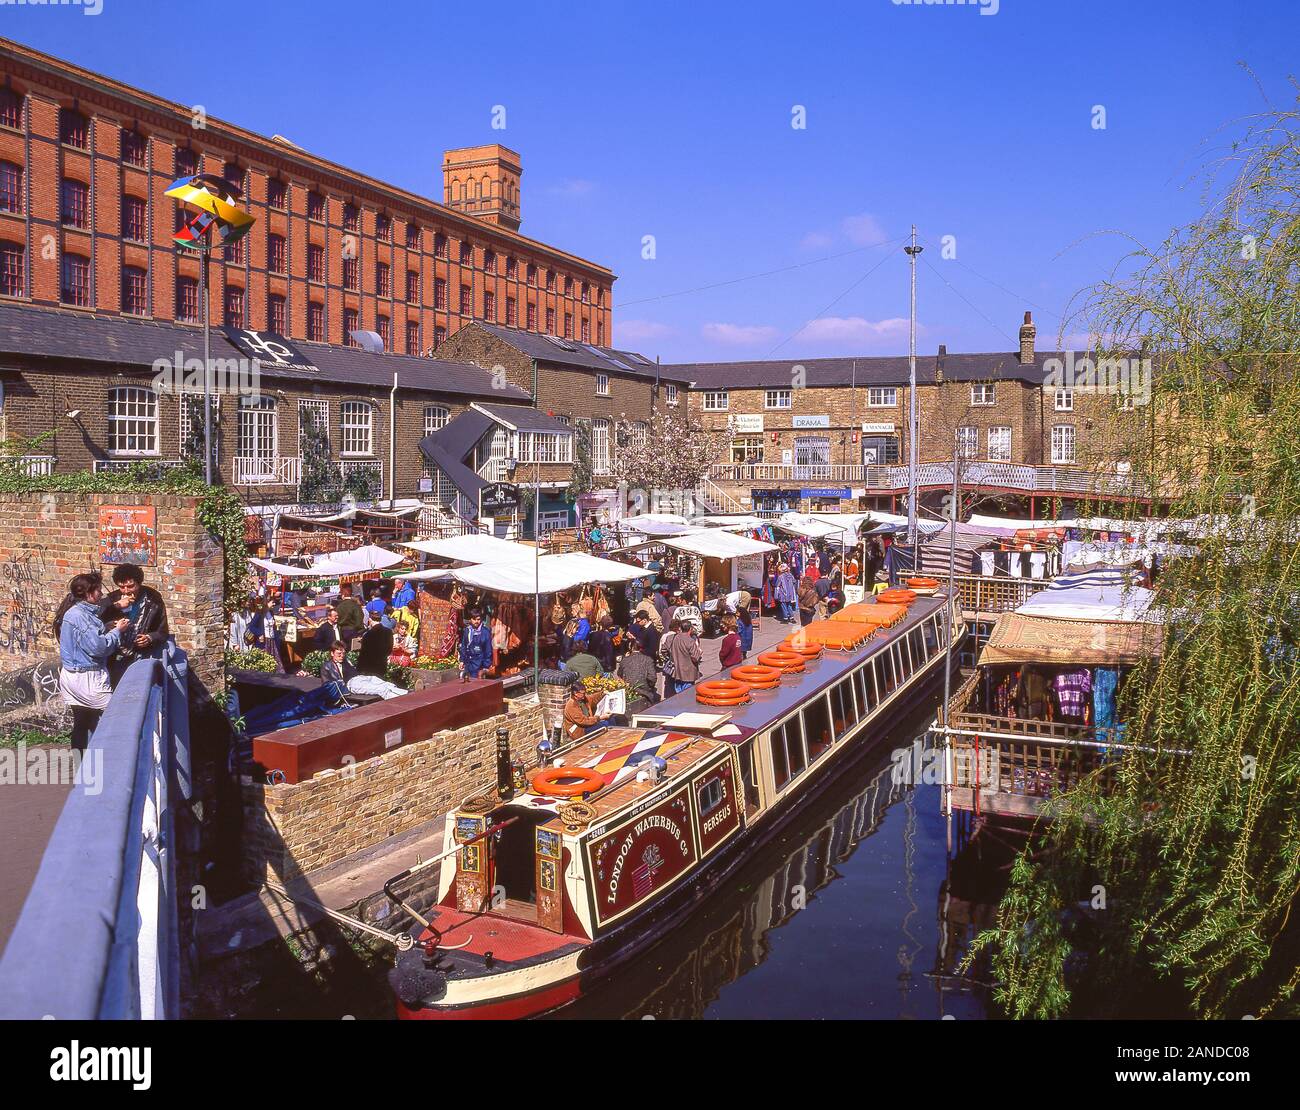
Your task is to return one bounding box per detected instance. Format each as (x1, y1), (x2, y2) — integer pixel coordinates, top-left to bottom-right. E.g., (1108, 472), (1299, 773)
(222, 328), (320, 373)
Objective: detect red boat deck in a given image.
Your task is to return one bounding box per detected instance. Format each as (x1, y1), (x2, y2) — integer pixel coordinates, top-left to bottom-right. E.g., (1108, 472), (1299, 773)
(422, 904), (587, 963)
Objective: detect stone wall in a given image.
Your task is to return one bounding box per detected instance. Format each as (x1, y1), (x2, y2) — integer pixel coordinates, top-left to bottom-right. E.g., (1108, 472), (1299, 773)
(0, 491), (226, 703)
(239, 697), (544, 884)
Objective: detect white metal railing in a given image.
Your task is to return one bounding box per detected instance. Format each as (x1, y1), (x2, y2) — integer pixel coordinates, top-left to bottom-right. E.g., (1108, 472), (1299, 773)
(696, 476), (748, 514)
(234, 455), (301, 486)
(707, 460), (1148, 497)
(93, 458), (185, 476)
(8, 454), (57, 476)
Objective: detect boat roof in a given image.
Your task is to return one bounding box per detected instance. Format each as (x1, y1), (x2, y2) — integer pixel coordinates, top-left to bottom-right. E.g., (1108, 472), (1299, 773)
(642, 594), (949, 734)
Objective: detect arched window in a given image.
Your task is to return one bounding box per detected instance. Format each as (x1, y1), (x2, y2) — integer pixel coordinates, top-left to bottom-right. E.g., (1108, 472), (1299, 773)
(340, 401), (374, 456)
(108, 387), (158, 456)
(424, 404), (449, 437)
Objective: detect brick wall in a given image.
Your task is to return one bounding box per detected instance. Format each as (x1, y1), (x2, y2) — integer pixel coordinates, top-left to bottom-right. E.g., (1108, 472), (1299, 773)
(239, 699), (544, 883)
(0, 491), (225, 692)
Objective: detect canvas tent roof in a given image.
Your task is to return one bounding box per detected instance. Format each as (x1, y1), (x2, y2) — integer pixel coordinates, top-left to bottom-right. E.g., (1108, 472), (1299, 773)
(660, 530), (777, 559)
(1018, 573), (1159, 623)
(251, 543), (404, 579)
(400, 535), (536, 563)
(979, 612), (1163, 666)
(449, 553), (649, 595)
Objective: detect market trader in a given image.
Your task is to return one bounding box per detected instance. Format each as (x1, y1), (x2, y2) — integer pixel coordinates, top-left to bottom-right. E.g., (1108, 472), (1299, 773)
(459, 607), (495, 679)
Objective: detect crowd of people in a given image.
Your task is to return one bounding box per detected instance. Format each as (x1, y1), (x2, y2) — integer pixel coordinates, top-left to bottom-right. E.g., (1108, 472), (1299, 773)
(54, 564), (171, 751)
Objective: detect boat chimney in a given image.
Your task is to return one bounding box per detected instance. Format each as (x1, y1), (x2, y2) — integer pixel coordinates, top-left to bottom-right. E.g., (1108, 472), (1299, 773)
(495, 727), (514, 799)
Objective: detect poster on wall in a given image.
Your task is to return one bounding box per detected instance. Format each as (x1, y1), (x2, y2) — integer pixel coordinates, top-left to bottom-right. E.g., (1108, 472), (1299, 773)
(736, 553), (765, 590)
(98, 506), (157, 567)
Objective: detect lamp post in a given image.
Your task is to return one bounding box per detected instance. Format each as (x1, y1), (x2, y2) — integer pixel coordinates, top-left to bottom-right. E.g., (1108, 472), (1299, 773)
(167, 173), (254, 485)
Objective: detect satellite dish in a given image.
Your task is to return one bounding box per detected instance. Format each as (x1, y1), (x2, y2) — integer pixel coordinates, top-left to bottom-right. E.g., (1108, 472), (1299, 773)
(351, 329), (385, 353)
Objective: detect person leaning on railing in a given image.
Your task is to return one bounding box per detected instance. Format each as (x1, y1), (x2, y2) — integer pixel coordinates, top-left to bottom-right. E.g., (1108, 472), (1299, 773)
(53, 572), (130, 752)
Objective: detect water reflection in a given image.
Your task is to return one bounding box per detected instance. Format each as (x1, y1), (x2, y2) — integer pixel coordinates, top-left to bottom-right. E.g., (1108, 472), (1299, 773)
(554, 702), (1001, 1020)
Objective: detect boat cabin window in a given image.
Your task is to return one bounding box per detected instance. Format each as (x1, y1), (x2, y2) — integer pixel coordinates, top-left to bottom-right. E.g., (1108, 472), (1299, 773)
(855, 662), (875, 716)
(922, 616), (939, 655)
(737, 739), (761, 814)
(830, 677), (856, 740)
(893, 642), (909, 683)
(801, 695), (832, 762)
(908, 628), (926, 669)
(698, 776), (724, 817)
(770, 722), (791, 791)
(880, 646), (897, 694)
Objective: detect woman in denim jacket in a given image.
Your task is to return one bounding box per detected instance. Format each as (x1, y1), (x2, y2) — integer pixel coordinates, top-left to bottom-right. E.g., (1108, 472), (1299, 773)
(54, 572), (129, 751)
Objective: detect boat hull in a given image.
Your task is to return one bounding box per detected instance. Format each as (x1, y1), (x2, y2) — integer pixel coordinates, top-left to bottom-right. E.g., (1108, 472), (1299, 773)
(396, 637), (958, 1020)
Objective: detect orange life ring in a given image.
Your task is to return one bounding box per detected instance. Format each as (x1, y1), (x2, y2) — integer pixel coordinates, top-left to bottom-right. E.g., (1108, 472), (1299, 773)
(697, 679), (751, 699)
(731, 664), (782, 689)
(878, 589), (916, 606)
(697, 693), (750, 707)
(780, 638), (824, 659)
(758, 649), (806, 673)
(529, 766), (605, 798)
(906, 577), (940, 589)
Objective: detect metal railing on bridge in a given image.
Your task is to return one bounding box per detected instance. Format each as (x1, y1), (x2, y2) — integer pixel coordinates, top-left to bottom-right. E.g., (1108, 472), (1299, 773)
(0, 644), (192, 1019)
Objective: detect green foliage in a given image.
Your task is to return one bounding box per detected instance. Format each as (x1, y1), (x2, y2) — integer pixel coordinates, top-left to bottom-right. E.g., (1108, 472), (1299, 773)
(297, 407), (341, 503)
(224, 647), (279, 673)
(0, 724), (73, 748)
(0, 447), (251, 614)
(970, 102), (1300, 1020)
(569, 419), (594, 500)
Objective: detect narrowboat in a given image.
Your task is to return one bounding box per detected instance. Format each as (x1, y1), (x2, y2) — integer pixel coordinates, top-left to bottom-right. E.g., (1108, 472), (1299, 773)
(387, 591), (964, 1019)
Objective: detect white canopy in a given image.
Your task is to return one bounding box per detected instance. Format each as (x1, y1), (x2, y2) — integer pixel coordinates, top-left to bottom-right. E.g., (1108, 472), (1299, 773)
(251, 543), (404, 579)
(1018, 572), (1160, 623)
(450, 552), (649, 595)
(615, 513), (694, 536)
(401, 535), (536, 564)
(661, 530), (777, 560)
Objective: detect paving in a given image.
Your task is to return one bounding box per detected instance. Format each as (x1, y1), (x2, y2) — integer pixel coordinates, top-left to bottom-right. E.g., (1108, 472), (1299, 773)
(0, 745), (73, 953)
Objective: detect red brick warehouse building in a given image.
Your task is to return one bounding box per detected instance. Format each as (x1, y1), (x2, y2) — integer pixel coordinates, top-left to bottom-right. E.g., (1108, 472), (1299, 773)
(0, 37), (614, 356)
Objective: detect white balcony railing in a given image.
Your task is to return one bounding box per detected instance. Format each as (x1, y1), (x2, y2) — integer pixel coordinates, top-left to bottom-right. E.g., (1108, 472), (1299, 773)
(93, 458), (185, 476)
(234, 455), (302, 486)
(8, 455), (57, 476)
(707, 461), (1149, 497)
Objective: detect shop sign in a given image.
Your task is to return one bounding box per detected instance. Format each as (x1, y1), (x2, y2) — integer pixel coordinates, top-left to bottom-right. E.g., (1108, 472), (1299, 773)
(729, 414), (764, 433)
(861, 422), (896, 433)
(792, 414), (830, 429)
(800, 487), (851, 499)
(479, 482), (521, 517)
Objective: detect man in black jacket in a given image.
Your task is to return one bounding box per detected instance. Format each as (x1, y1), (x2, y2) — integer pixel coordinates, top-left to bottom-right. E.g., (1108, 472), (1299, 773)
(313, 605), (347, 651)
(100, 563), (169, 686)
(356, 610), (394, 677)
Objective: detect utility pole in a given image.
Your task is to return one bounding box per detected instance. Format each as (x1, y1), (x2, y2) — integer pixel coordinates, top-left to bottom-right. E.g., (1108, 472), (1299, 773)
(904, 225), (924, 547)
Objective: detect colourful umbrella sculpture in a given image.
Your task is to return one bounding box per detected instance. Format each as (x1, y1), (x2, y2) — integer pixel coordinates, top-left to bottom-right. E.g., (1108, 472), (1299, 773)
(166, 173), (254, 250)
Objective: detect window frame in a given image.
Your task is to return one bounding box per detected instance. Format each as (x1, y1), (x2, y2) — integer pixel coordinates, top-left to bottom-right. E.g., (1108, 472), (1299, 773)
(340, 400), (375, 457)
(702, 390), (730, 412)
(764, 388), (792, 410)
(107, 386), (159, 457)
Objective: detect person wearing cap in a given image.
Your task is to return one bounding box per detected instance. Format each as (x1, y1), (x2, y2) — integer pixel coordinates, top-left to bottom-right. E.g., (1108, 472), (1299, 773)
(459, 607), (495, 679)
(563, 679), (610, 739)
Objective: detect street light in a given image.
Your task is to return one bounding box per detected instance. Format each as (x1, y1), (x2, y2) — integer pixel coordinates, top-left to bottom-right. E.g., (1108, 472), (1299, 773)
(167, 173), (255, 485)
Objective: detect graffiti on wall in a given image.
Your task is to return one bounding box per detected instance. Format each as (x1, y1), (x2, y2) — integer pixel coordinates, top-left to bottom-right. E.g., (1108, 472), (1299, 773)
(1, 546), (50, 658)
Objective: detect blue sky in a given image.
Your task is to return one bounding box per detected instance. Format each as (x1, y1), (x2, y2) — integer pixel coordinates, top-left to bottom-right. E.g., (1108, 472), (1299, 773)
(7, 0), (1298, 362)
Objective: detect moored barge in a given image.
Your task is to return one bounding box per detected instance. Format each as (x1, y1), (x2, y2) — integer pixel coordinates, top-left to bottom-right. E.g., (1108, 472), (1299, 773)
(388, 591), (964, 1019)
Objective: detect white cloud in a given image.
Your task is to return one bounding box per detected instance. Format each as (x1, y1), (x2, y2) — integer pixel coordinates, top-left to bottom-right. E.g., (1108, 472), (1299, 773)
(702, 322), (780, 346)
(800, 316), (912, 345)
(615, 319), (673, 344)
(799, 230), (834, 250)
(841, 213), (888, 246)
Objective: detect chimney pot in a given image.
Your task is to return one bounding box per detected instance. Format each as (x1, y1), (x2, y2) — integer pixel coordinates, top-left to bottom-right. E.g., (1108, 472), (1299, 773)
(1018, 310), (1037, 365)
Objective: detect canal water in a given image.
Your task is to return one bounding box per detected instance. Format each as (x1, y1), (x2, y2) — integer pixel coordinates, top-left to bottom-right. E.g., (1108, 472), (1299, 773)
(551, 698), (998, 1020)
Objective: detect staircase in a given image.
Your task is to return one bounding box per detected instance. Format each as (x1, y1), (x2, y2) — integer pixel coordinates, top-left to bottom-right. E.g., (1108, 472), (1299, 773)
(694, 475), (749, 516)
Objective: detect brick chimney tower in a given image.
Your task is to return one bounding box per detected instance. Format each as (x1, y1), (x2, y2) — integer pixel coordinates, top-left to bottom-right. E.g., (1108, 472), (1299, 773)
(442, 144), (522, 231)
(1018, 311), (1036, 365)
